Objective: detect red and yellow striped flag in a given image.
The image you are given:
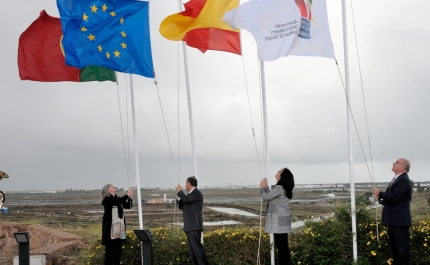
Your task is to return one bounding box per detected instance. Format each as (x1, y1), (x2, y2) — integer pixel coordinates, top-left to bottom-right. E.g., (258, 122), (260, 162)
(160, 0), (241, 55)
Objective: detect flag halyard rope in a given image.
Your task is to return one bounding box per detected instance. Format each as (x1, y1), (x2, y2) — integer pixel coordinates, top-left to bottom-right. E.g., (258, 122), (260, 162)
(349, 0), (379, 240)
(240, 55), (266, 265)
(116, 80), (131, 188)
(154, 78), (179, 182)
(334, 60), (375, 184)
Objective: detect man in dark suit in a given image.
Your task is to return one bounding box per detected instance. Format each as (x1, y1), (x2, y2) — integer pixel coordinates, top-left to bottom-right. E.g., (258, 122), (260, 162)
(373, 158), (412, 265)
(176, 176), (209, 265)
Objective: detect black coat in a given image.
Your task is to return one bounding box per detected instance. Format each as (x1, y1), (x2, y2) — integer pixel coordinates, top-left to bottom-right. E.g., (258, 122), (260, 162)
(102, 194), (133, 245)
(379, 173), (412, 227)
(177, 188), (204, 232)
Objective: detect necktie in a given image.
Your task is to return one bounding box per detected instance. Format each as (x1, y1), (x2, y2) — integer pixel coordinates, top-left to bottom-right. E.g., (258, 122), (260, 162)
(388, 177), (396, 188)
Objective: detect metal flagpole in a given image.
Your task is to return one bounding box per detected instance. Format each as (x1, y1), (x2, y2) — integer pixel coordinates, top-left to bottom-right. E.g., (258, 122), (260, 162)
(129, 74), (146, 265)
(176, 0), (201, 247)
(129, 74), (144, 229)
(182, 44), (199, 179)
(341, 0), (358, 261)
(178, 0), (199, 180)
(260, 61), (275, 265)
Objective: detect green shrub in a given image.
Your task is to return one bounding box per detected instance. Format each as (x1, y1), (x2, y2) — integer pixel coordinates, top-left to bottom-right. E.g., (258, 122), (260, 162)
(290, 205), (430, 265)
(84, 206), (430, 265)
(203, 227), (271, 264)
(84, 227), (271, 265)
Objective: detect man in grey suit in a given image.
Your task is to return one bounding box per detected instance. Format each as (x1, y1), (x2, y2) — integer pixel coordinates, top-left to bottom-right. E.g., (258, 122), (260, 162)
(176, 176), (208, 265)
(373, 158), (412, 265)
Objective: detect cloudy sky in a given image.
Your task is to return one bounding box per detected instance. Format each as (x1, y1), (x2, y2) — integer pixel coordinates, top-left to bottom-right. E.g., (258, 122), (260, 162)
(1, 0), (429, 191)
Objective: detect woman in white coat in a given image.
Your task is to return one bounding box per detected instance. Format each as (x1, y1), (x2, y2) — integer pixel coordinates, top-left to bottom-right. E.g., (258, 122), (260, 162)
(260, 168), (295, 265)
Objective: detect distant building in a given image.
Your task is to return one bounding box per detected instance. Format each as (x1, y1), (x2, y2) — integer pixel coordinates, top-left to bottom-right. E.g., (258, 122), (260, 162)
(27, 190), (58, 194)
(148, 198), (164, 203)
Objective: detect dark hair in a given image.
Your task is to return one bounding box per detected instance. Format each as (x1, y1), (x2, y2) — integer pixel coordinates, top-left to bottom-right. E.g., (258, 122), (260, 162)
(277, 168), (295, 199)
(187, 176), (198, 187)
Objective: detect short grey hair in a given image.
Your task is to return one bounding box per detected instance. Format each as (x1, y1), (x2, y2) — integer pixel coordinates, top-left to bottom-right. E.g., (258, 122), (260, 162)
(101, 183), (113, 202)
(403, 158), (411, 172)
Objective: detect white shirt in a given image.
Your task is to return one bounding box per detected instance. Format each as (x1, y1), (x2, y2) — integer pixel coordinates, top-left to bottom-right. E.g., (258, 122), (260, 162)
(393, 173), (404, 181)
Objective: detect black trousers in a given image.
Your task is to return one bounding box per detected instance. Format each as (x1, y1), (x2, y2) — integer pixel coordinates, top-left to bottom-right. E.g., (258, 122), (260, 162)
(105, 239), (122, 265)
(186, 230), (209, 265)
(274, 233), (291, 265)
(388, 226), (410, 265)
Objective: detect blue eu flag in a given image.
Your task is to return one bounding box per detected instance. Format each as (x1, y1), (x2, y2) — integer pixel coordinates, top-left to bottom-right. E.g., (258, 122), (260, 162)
(57, 0), (154, 78)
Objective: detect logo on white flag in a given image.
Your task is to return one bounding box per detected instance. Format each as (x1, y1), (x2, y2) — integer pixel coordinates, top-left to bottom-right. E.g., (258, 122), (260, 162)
(295, 0), (312, 39)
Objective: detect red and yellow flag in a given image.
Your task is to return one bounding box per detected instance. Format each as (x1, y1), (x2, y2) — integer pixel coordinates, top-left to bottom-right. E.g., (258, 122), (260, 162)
(160, 0), (241, 55)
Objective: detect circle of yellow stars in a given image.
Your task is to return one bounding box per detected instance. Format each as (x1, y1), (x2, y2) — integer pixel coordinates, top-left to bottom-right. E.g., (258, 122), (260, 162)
(80, 3), (128, 60)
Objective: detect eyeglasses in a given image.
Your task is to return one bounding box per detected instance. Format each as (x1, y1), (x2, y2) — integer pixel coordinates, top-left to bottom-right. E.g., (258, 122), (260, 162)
(395, 161), (405, 167)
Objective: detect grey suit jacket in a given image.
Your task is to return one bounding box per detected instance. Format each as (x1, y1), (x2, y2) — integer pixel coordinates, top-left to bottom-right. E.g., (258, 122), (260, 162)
(261, 185), (292, 234)
(177, 188), (204, 232)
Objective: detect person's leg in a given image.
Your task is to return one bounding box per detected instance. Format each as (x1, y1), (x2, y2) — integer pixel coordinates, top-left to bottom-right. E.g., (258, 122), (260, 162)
(274, 233), (291, 265)
(105, 240), (114, 265)
(187, 231), (208, 265)
(389, 226), (410, 265)
(186, 232), (198, 265)
(388, 227), (400, 264)
(113, 239), (122, 265)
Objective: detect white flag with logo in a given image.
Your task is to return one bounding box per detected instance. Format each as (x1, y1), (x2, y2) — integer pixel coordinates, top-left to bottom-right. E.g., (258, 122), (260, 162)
(223, 0), (335, 61)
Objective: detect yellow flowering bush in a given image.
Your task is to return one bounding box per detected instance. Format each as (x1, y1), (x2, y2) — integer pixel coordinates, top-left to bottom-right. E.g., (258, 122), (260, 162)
(84, 227), (271, 265)
(83, 206), (430, 265)
(290, 204), (430, 265)
(203, 227), (271, 264)
(84, 230), (142, 265)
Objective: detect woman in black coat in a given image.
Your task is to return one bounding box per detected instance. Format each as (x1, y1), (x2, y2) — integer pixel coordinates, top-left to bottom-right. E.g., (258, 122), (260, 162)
(101, 184), (134, 265)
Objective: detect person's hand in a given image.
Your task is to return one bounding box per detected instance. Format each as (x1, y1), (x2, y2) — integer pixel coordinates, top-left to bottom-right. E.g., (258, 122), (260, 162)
(176, 184), (183, 192)
(127, 188), (134, 197)
(373, 187), (380, 200)
(260, 178), (268, 188)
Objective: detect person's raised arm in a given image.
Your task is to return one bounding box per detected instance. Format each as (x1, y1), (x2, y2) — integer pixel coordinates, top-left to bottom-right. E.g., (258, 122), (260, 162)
(120, 188), (134, 209)
(261, 180), (282, 201)
(127, 188), (134, 197)
(177, 188), (202, 204)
